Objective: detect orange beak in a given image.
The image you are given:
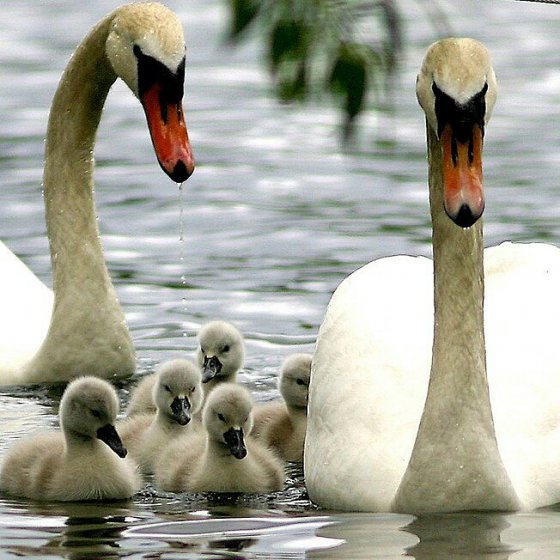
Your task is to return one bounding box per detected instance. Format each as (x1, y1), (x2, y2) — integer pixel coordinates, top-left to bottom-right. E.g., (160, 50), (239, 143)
(441, 124), (484, 228)
(141, 83), (195, 183)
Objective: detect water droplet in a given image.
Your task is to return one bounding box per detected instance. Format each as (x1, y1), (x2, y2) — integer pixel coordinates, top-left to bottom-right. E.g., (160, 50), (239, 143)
(178, 186), (188, 335)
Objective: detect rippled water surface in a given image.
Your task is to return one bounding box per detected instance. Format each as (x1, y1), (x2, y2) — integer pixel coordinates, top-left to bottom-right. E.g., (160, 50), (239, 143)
(2, 0), (560, 557)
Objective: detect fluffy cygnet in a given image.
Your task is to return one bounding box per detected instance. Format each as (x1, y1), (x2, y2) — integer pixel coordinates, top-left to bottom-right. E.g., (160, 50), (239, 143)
(118, 359), (203, 473)
(125, 320), (244, 417)
(251, 353), (312, 461)
(0, 376), (141, 501)
(156, 384), (285, 493)
(196, 320), (244, 395)
(125, 373), (158, 417)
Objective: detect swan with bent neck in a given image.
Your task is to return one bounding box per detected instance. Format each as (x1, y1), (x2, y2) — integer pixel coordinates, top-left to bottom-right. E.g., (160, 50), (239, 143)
(305, 38), (560, 512)
(0, 3), (194, 385)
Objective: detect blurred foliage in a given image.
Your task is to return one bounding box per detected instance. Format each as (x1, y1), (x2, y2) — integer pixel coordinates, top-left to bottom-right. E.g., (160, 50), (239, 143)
(227, 0), (403, 138)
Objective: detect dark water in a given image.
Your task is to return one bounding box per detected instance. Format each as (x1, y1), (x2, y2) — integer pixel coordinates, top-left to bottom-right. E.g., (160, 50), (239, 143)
(2, 0), (560, 557)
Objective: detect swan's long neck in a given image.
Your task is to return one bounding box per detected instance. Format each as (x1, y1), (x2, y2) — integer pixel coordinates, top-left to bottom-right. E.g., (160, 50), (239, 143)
(392, 122), (519, 513)
(24, 13), (135, 381)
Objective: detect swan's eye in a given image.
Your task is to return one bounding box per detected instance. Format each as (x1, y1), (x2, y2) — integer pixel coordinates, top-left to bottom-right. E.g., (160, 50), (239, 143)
(91, 409), (101, 418)
(200, 347), (205, 355)
(217, 413), (226, 422)
(296, 378), (306, 386)
(163, 384), (172, 393)
(190, 386), (196, 393)
(223, 345), (230, 353)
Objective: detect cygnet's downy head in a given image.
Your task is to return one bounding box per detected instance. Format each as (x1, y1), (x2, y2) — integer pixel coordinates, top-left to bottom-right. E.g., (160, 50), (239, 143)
(60, 376), (127, 458)
(279, 353), (312, 409)
(202, 384), (254, 459)
(196, 321), (244, 384)
(152, 359), (202, 425)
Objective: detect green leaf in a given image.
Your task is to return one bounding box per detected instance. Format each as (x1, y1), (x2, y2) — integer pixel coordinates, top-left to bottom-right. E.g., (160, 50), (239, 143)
(228, 0), (261, 40)
(329, 42), (369, 133)
(269, 18), (308, 73)
(277, 61), (307, 102)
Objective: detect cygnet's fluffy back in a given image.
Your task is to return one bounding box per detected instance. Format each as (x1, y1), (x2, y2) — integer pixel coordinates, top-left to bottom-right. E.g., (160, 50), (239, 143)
(251, 353), (312, 462)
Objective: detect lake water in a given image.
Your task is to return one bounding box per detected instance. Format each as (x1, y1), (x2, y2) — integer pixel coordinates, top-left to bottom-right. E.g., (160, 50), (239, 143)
(2, 0), (560, 557)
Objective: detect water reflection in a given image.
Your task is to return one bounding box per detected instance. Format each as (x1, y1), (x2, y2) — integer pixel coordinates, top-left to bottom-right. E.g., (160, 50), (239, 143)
(403, 513), (515, 560)
(0, 501), (133, 559)
(309, 514), (416, 559)
(125, 515), (342, 557)
(308, 512), (515, 560)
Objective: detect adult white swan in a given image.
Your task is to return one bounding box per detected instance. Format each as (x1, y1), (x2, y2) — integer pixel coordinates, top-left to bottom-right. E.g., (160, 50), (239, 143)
(0, 3), (194, 385)
(304, 38), (560, 512)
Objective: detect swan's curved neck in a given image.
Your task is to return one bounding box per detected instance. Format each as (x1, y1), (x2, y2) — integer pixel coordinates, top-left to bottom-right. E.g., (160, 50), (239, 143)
(392, 122), (519, 513)
(43, 15), (115, 262)
(24, 12), (135, 381)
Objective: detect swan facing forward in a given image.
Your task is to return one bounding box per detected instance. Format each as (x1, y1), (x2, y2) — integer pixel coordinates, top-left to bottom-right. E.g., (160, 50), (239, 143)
(305, 38), (560, 513)
(0, 3), (194, 386)
(0, 376), (141, 501)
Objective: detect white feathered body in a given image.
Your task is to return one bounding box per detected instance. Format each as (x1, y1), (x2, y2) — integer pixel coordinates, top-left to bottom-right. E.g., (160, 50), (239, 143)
(305, 242), (560, 511)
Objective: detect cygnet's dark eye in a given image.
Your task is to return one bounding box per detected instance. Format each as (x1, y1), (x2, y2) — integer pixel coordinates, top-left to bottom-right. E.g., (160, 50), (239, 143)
(91, 409), (101, 418)
(296, 378), (306, 386)
(223, 345), (230, 353)
(200, 347), (205, 355)
(164, 384), (172, 393)
(217, 413), (226, 422)
(190, 386), (196, 393)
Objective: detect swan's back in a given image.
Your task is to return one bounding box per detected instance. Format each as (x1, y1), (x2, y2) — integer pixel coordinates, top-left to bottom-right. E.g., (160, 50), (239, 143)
(484, 242), (560, 508)
(0, 241), (53, 377)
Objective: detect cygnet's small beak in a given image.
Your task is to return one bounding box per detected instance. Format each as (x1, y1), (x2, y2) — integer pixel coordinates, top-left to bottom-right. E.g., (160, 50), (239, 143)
(170, 396), (191, 425)
(202, 355), (222, 383)
(223, 427), (247, 459)
(96, 423), (127, 458)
